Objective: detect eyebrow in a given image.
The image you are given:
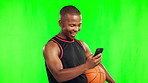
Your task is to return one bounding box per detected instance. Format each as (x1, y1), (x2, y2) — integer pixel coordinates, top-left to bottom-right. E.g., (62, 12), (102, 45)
(69, 23), (81, 26)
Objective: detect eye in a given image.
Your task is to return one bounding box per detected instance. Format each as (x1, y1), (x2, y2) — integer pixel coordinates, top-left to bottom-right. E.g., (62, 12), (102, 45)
(78, 24), (81, 27)
(69, 24), (75, 27)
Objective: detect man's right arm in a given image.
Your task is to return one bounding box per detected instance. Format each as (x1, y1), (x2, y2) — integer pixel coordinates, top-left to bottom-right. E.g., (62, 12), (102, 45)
(43, 41), (101, 82)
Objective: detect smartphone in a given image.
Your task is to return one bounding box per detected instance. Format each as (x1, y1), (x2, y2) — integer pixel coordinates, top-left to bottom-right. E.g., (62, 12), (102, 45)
(94, 48), (104, 56)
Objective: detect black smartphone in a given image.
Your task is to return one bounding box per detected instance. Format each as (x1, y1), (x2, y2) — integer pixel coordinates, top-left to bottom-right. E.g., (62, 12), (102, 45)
(94, 48), (104, 56)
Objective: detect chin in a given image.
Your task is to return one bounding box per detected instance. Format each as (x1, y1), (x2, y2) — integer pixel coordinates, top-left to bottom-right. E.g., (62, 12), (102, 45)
(66, 34), (75, 40)
(68, 36), (75, 40)
(69, 37), (75, 40)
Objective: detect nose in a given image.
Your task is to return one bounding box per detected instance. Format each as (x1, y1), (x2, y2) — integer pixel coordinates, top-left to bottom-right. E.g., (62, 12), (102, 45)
(73, 26), (79, 32)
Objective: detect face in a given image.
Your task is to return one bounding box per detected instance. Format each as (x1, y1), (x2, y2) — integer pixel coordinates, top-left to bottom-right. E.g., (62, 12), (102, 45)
(59, 14), (82, 40)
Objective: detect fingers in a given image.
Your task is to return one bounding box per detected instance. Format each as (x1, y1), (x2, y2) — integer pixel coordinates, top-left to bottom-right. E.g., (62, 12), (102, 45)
(95, 56), (102, 65)
(93, 53), (102, 65)
(87, 53), (102, 61)
(93, 53), (101, 59)
(85, 54), (102, 69)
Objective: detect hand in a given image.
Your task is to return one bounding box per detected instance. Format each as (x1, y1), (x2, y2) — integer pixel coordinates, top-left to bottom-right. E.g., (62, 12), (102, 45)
(85, 53), (102, 69)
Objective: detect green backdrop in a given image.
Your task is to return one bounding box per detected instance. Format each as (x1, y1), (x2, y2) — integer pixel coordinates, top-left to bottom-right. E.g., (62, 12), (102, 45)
(0, 0), (148, 83)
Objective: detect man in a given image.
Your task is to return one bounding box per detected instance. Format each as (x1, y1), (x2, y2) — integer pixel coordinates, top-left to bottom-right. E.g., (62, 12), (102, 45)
(43, 6), (115, 83)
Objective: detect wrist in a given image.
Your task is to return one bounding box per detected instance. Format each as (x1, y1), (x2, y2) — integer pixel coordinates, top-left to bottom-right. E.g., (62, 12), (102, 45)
(83, 64), (89, 71)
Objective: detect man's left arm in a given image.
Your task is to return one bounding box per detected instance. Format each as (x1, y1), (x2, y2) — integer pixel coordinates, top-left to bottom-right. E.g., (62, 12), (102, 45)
(79, 40), (116, 83)
(99, 63), (116, 83)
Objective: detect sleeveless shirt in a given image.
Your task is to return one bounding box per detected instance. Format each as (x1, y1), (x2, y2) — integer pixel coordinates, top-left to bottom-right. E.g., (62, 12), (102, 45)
(45, 35), (88, 83)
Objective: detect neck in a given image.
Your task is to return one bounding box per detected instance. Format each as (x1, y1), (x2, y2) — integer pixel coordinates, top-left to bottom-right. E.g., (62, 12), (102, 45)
(57, 32), (68, 39)
(57, 32), (74, 40)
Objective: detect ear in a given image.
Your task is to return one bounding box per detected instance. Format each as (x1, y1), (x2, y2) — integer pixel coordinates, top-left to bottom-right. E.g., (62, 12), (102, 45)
(58, 20), (63, 28)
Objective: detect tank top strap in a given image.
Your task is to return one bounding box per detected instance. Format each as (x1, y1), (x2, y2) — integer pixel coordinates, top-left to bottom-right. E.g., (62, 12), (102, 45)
(50, 38), (64, 59)
(75, 39), (85, 52)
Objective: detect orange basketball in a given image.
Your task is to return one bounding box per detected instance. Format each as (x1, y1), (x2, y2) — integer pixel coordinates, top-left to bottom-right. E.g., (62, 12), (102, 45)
(85, 66), (106, 83)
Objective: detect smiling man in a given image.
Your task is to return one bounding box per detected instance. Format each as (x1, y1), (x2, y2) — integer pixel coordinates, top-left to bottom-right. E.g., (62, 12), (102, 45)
(59, 13), (81, 40)
(43, 6), (115, 83)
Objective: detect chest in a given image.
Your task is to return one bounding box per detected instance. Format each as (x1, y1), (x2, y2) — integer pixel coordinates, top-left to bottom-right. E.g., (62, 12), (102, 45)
(60, 42), (86, 68)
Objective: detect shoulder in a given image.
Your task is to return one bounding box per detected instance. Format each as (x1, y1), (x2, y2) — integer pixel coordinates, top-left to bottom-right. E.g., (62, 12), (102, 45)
(44, 40), (58, 51)
(77, 40), (92, 56)
(76, 40), (88, 52)
(43, 40), (60, 57)
(78, 40), (86, 46)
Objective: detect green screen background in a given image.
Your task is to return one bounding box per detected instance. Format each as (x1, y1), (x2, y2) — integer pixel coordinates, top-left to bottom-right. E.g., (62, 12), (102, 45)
(0, 0), (148, 83)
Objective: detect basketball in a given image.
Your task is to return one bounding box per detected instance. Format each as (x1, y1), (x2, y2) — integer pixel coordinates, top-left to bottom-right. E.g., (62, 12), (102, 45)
(85, 65), (106, 83)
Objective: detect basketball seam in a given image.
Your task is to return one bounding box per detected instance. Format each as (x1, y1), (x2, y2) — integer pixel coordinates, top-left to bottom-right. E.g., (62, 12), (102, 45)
(85, 72), (104, 74)
(85, 67), (106, 83)
(89, 68), (99, 83)
(98, 66), (101, 83)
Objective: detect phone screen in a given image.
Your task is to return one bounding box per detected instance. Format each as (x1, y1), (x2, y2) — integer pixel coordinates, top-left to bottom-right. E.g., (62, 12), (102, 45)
(94, 48), (103, 56)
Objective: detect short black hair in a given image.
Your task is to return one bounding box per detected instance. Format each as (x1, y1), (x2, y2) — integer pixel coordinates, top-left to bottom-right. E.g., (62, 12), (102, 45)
(60, 5), (81, 16)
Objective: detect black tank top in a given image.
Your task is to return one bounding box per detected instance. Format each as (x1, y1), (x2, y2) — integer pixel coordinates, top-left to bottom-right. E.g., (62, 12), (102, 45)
(45, 35), (88, 83)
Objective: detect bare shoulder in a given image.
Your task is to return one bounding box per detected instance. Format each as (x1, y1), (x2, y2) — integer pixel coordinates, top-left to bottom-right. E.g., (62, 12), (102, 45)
(45, 40), (58, 48)
(43, 40), (60, 58)
(43, 41), (58, 52)
(43, 40), (63, 77)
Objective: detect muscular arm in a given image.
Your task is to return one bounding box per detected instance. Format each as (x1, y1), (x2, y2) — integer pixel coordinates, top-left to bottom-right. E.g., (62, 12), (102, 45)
(99, 64), (116, 83)
(43, 41), (101, 82)
(79, 40), (116, 83)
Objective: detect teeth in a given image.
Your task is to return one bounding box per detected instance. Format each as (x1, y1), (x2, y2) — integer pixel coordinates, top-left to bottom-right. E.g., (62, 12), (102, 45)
(71, 33), (76, 36)
(72, 33), (75, 35)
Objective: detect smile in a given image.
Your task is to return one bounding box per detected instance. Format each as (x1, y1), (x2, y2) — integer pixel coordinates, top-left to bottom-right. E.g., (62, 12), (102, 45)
(71, 32), (76, 37)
